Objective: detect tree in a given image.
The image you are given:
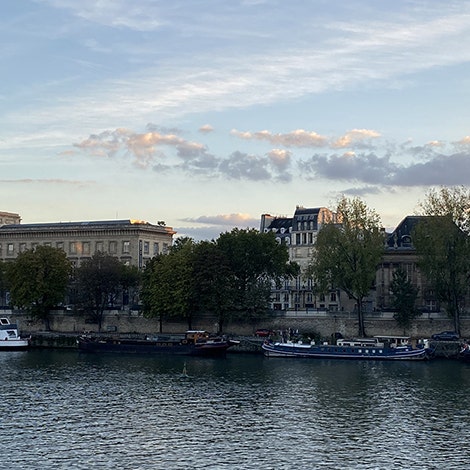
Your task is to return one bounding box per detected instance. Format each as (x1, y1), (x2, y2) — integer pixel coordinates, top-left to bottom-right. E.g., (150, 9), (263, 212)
(7, 246), (71, 330)
(0, 261), (10, 307)
(413, 186), (470, 334)
(390, 268), (420, 333)
(309, 197), (384, 337)
(191, 241), (236, 333)
(76, 252), (133, 331)
(142, 230), (296, 333)
(216, 228), (296, 322)
(141, 238), (197, 331)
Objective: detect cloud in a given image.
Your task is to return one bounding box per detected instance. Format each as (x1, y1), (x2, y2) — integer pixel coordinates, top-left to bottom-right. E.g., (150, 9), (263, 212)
(301, 152), (394, 184)
(199, 124), (214, 134)
(73, 125), (470, 188)
(0, 178), (93, 185)
(392, 152), (470, 186)
(176, 213), (259, 241)
(332, 129), (381, 149)
(42, 0), (164, 31)
(301, 149), (470, 187)
(74, 128), (214, 169)
(218, 151), (272, 180)
(231, 129), (328, 147)
(181, 213), (258, 226)
(232, 128), (381, 150)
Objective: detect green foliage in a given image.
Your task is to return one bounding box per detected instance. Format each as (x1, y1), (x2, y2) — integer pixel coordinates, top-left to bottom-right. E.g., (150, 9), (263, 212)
(142, 229), (296, 332)
(0, 261), (8, 305)
(141, 239), (197, 330)
(413, 186), (470, 333)
(76, 252), (135, 330)
(7, 246), (71, 329)
(191, 241), (236, 332)
(309, 196), (384, 336)
(216, 228), (295, 321)
(390, 268), (420, 332)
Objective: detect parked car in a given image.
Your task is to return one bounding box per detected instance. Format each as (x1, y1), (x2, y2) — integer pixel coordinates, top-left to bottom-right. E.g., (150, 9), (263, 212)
(431, 331), (459, 341)
(255, 328), (274, 337)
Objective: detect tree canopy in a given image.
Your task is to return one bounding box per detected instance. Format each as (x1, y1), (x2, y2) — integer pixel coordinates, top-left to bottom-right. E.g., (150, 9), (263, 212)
(390, 267), (420, 333)
(141, 238), (198, 331)
(142, 228), (297, 332)
(7, 245), (71, 329)
(309, 196), (384, 337)
(216, 228), (297, 322)
(76, 252), (138, 330)
(413, 186), (470, 334)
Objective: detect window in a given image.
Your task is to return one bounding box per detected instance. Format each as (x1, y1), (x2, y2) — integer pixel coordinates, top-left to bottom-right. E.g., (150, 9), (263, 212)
(19, 243), (27, 253)
(122, 241), (130, 254)
(7, 243), (14, 255)
(44, 242), (51, 247)
(83, 242), (90, 255)
(330, 292), (337, 302)
(109, 241), (117, 254)
(56, 241), (64, 251)
(96, 241), (103, 253)
(69, 242), (77, 254)
(144, 241), (149, 255)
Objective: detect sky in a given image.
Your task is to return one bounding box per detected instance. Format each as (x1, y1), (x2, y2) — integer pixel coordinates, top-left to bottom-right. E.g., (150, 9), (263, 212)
(2, 0), (470, 240)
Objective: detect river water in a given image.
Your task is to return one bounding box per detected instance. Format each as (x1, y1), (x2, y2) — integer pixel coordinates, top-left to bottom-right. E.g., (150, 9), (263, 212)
(1, 350), (469, 470)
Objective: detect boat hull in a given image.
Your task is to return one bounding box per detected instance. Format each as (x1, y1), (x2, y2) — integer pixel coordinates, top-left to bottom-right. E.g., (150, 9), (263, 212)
(0, 339), (30, 351)
(77, 336), (235, 356)
(262, 341), (430, 360)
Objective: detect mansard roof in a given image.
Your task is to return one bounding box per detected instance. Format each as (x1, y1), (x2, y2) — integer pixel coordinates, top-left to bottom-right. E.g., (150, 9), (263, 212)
(386, 215), (426, 249)
(293, 207), (321, 218)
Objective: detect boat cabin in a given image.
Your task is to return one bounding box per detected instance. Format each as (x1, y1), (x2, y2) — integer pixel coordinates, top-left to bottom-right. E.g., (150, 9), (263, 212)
(0, 318), (20, 340)
(185, 330), (210, 343)
(337, 338), (385, 348)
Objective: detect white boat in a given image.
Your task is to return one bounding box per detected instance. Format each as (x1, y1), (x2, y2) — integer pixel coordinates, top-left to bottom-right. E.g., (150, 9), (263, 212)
(0, 318), (30, 350)
(262, 335), (431, 360)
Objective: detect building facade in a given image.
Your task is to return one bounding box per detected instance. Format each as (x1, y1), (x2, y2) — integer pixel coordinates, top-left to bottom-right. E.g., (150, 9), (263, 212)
(261, 208), (462, 315)
(261, 206), (346, 313)
(0, 218), (175, 269)
(378, 216), (440, 313)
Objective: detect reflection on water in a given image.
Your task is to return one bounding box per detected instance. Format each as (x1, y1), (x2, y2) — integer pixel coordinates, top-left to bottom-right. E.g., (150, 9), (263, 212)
(1, 351), (469, 469)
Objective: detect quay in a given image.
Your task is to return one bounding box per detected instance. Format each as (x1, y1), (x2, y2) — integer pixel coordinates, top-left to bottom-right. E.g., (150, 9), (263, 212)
(26, 332), (463, 358)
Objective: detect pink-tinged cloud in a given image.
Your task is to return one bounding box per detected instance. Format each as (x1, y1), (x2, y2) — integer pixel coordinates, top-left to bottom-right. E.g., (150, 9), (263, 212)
(199, 124), (214, 133)
(231, 129), (328, 147)
(181, 213), (258, 227)
(267, 149), (291, 168)
(332, 129), (381, 148)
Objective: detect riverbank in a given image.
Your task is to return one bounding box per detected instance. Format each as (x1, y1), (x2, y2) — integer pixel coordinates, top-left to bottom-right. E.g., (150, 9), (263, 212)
(6, 309), (470, 340)
(26, 331), (463, 358)
(28, 331), (265, 353)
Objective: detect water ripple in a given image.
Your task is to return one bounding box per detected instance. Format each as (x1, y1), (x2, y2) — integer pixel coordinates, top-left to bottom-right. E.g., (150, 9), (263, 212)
(1, 352), (470, 469)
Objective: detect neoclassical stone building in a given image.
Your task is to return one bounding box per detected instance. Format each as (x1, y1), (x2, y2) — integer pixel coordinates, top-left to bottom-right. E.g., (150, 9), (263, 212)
(261, 209), (457, 315)
(0, 217), (175, 269)
(260, 206), (346, 312)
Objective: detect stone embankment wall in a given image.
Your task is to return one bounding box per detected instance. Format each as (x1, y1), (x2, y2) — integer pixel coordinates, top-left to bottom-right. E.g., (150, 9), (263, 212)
(5, 310), (469, 340)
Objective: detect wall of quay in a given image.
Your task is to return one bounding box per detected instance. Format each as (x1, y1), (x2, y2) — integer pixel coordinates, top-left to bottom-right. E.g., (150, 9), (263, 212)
(6, 309), (469, 340)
